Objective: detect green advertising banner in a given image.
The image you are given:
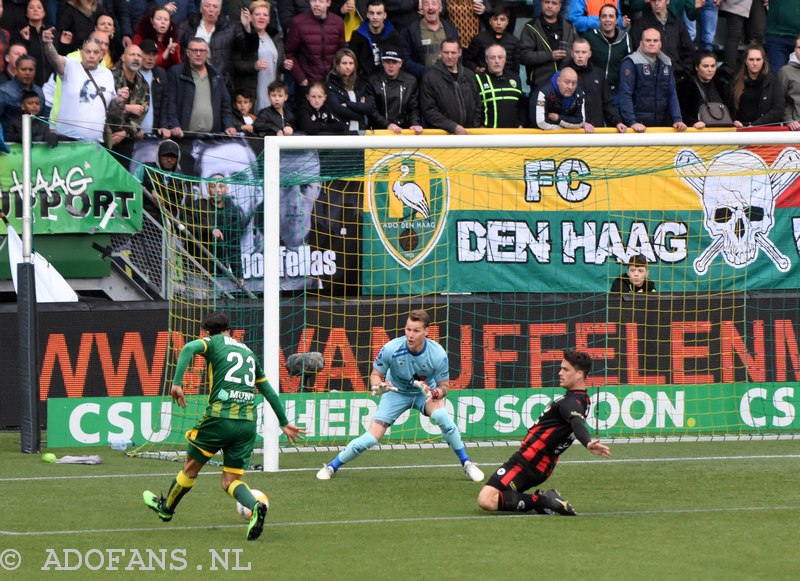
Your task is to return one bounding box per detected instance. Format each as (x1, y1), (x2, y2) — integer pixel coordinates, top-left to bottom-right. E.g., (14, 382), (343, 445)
(0, 142), (142, 235)
(363, 146), (800, 293)
(47, 383), (800, 447)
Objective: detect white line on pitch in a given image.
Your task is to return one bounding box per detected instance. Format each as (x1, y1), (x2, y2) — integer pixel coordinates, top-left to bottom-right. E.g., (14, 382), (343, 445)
(2, 505), (798, 537)
(1, 453), (799, 482)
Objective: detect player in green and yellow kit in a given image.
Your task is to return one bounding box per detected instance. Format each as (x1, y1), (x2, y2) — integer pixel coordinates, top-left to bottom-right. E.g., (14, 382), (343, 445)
(143, 311), (304, 541)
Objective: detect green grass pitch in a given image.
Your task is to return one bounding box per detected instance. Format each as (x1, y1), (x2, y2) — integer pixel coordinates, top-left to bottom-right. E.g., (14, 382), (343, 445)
(1, 432), (798, 580)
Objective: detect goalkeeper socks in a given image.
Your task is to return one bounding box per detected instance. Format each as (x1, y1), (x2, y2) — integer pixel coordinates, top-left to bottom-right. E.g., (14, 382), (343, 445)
(164, 470), (196, 512)
(430, 408), (466, 454)
(227, 480), (257, 509)
(454, 447), (469, 465)
(337, 432), (379, 465)
(498, 490), (541, 513)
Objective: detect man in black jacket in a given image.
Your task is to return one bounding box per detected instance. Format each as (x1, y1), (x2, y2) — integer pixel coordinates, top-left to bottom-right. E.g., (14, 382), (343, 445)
(366, 47), (422, 133)
(566, 38), (625, 132)
(420, 38), (480, 134)
(348, 0), (403, 77)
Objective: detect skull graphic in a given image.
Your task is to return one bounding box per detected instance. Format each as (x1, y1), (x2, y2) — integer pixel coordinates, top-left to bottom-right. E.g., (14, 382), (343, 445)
(675, 148), (800, 274)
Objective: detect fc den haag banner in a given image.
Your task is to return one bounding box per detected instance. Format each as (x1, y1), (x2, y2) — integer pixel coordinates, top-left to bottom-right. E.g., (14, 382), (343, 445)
(363, 145), (800, 293)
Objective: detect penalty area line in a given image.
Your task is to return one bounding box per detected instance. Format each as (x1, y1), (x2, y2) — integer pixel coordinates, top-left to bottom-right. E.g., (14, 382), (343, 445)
(1, 453), (798, 482)
(2, 505), (799, 536)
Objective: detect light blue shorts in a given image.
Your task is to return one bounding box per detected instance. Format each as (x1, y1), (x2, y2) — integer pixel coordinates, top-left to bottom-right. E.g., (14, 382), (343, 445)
(374, 390), (429, 425)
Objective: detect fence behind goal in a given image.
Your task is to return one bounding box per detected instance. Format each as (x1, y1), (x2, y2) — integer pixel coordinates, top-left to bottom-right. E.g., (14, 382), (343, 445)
(133, 131), (800, 467)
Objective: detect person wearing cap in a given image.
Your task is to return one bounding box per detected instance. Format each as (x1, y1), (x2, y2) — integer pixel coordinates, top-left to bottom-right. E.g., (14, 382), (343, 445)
(365, 45), (422, 133)
(137, 37), (170, 138)
(420, 38), (481, 134)
(348, 0), (402, 78)
(138, 138), (191, 219)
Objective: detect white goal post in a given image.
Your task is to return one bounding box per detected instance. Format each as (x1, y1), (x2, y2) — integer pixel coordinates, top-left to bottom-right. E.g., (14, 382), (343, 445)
(260, 130), (800, 471)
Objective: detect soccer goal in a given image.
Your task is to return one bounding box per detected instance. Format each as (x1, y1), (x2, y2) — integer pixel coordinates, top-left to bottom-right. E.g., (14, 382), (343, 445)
(134, 130), (800, 470)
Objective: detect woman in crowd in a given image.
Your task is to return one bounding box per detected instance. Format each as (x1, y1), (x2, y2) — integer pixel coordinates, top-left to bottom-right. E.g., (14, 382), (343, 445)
(132, 5), (181, 70)
(325, 48), (372, 133)
(56, 0), (104, 53)
(677, 51), (734, 128)
(730, 43), (783, 128)
(95, 12), (122, 63)
(11, 0), (53, 86)
(719, 0), (767, 71)
(232, 0), (288, 113)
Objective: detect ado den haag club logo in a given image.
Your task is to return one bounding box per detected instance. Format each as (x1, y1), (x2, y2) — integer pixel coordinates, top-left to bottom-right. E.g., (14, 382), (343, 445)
(368, 152), (450, 269)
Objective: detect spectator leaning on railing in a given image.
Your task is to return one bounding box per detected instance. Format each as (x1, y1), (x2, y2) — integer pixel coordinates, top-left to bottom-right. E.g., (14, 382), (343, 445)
(617, 27), (686, 133)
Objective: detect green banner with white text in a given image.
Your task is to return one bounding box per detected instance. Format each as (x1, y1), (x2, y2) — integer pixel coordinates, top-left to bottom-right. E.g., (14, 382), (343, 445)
(46, 384), (800, 448)
(0, 142), (142, 234)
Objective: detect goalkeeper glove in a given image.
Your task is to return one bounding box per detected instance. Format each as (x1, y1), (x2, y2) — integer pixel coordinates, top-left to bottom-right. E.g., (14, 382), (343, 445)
(413, 380), (443, 402)
(370, 382), (397, 396)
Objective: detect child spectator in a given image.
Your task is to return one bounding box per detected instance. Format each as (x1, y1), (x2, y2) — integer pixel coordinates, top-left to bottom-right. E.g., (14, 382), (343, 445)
(296, 81), (349, 135)
(253, 79), (294, 135)
(610, 254), (656, 293)
(462, 3), (520, 77)
(5, 89), (50, 142)
(232, 87), (256, 134)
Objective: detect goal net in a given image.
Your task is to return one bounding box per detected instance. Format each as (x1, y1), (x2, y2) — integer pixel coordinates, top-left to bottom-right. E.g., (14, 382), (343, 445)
(132, 131), (800, 467)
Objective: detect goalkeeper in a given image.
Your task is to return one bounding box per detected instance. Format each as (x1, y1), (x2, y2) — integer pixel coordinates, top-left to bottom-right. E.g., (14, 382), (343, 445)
(316, 309), (485, 482)
(477, 348), (611, 515)
(142, 311), (304, 540)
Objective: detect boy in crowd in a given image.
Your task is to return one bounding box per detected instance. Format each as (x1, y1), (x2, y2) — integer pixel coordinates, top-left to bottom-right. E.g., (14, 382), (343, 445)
(253, 80), (294, 136)
(610, 254), (657, 293)
(232, 88), (256, 135)
(5, 90), (51, 142)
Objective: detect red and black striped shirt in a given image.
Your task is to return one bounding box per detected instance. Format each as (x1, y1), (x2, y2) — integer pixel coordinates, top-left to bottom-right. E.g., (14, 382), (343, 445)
(511, 389), (593, 477)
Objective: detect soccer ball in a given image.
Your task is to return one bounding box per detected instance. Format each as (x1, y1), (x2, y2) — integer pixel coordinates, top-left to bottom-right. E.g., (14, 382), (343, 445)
(236, 489), (269, 520)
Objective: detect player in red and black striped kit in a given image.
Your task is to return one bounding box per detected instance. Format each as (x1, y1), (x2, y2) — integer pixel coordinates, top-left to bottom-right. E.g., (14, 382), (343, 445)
(477, 348), (611, 515)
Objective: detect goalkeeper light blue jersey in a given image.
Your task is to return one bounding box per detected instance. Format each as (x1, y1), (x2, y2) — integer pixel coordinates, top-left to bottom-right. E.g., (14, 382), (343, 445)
(373, 336), (449, 393)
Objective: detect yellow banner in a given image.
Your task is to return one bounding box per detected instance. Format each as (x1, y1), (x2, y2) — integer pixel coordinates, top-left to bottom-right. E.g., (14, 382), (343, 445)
(364, 145), (747, 213)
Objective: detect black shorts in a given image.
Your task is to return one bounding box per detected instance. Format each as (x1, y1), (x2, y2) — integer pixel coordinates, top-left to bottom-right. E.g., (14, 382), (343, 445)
(486, 459), (552, 493)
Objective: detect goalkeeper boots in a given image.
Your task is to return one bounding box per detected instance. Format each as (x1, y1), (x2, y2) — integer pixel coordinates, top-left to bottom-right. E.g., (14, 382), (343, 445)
(143, 490), (174, 522)
(540, 489), (577, 516)
(316, 464), (336, 480)
(247, 501), (269, 541)
(463, 461), (485, 482)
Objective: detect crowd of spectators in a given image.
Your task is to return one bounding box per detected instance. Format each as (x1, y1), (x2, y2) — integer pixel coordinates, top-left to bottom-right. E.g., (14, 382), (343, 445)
(0, 0), (798, 144)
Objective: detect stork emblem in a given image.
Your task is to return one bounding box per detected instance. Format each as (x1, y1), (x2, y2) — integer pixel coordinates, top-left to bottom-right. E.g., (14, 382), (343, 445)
(393, 164), (430, 220)
(368, 152), (450, 270)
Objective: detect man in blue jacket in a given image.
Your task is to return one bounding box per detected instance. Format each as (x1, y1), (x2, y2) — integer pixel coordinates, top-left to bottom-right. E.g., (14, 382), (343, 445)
(617, 27), (686, 133)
